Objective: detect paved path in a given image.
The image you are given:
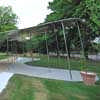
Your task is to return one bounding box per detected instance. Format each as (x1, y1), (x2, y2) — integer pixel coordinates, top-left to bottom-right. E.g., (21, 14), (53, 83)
(6, 63), (82, 81)
(6, 64), (98, 82)
(1, 57), (99, 94)
(0, 72), (13, 93)
(1, 57), (99, 82)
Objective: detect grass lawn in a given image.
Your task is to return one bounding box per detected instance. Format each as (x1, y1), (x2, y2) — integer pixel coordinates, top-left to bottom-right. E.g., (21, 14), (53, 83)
(0, 52), (8, 60)
(0, 74), (100, 100)
(26, 55), (100, 73)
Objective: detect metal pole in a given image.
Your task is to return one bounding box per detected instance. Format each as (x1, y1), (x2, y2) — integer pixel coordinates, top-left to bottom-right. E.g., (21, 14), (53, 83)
(44, 31), (50, 67)
(11, 40), (14, 64)
(6, 37), (9, 63)
(77, 22), (85, 59)
(13, 40), (16, 64)
(22, 34), (25, 57)
(30, 32), (34, 61)
(13, 40), (17, 63)
(61, 22), (72, 79)
(13, 41), (16, 64)
(54, 24), (61, 67)
(77, 22), (86, 70)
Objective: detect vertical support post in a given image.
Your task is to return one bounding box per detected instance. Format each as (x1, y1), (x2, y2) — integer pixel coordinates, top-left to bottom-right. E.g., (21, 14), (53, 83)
(0, 40), (2, 49)
(16, 31), (20, 61)
(7, 37), (9, 63)
(16, 32), (20, 59)
(54, 24), (60, 67)
(38, 43), (40, 57)
(77, 22), (85, 59)
(15, 40), (17, 63)
(30, 32), (34, 61)
(13, 41), (16, 64)
(14, 40), (17, 64)
(22, 34), (25, 57)
(44, 31), (50, 67)
(77, 21), (86, 70)
(12, 40), (15, 64)
(61, 21), (72, 79)
(11, 40), (14, 64)
(7, 37), (9, 55)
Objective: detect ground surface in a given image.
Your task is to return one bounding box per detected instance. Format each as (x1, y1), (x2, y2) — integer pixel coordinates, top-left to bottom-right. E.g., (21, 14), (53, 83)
(0, 53), (8, 60)
(7, 63), (83, 81)
(26, 55), (100, 73)
(5, 63), (98, 81)
(0, 56), (100, 100)
(0, 74), (100, 100)
(0, 56), (99, 82)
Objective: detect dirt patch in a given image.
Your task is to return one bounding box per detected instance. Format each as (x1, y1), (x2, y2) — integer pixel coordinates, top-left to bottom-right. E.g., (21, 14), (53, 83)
(0, 57), (17, 63)
(35, 92), (48, 100)
(50, 93), (67, 100)
(75, 94), (88, 100)
(0, 57), (17, 72)
(0, 63), (9, 72)
(32, 79), (48, 100)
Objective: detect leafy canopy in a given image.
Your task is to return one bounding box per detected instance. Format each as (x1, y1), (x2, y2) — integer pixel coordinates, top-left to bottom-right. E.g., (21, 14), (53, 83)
(0, 6), (18, 41)
(46, 0), (100, 35)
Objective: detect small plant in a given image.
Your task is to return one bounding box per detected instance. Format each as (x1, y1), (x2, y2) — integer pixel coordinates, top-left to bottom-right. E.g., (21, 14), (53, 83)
(80, 50), (96, 85)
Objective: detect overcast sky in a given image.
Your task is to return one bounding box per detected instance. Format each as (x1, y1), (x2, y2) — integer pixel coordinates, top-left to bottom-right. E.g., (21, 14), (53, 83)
(0, 0), (53, 29)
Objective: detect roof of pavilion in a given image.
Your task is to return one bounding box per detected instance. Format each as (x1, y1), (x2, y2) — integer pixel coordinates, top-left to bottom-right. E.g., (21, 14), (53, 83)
(0, 18), (82, 41)
(19, 18), (81, 33)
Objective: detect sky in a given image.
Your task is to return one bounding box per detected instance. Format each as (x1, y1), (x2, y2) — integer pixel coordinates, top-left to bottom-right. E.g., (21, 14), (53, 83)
(0, 0), (53, 29)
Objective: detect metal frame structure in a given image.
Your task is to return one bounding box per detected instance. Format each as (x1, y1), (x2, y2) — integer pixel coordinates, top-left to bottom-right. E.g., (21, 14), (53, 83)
(0, 18), (85, 80)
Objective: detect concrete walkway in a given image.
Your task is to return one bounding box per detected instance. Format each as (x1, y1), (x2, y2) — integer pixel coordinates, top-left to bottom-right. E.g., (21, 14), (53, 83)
(6, 63), (83, 81)
(0, 72), (13, 93)
(6, 64), (98, 82)
(1, 57), (99, 82)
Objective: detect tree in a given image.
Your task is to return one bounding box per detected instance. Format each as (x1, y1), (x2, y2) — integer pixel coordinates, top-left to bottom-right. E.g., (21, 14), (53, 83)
(0, 6), (18, 51)
(0, 6), (17, 32)
(25, 34), (46, 53)
(45, 0), (100, 59)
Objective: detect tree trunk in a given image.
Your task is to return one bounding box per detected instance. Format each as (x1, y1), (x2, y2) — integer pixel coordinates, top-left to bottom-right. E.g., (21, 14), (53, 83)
(67, 38), (71, 58)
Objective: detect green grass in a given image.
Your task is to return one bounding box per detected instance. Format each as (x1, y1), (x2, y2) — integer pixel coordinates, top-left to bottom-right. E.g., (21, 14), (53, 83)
(26, 55), (100, 73)
(0, 74), (100, 100)
(42, 78), (100, 100)
(0, 52), (8, 60)
(0, 75), (35, 100)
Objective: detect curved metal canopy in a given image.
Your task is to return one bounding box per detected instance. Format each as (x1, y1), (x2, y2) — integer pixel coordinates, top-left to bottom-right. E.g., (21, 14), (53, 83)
(0, 18), (83, 41)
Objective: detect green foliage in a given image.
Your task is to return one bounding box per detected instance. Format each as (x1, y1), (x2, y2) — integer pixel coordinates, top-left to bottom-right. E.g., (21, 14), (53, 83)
(0, 52), (8, 60)
(46, 0), (100, 35)
(92, 43), (100, 52)
(0, 31), (8, 40)
(73, 0), (100, 35)
(0, 6), (17, 32)
(0, 6), (18, 41)
(46, 0), (100, 34)
(47, 0), (100, 29)
(24, 34), (48, 52)
(44, 0), (100, 60)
